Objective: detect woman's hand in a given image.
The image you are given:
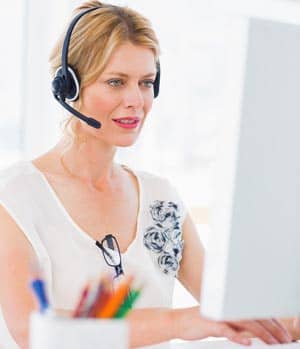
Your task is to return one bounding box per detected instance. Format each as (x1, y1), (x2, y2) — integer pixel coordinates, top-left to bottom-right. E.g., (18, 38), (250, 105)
(173, 307), (293, 345)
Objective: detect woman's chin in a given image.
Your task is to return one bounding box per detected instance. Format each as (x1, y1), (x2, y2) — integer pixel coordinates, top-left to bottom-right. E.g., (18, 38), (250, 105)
(116, 140), (138, 147)
(114, 135), (140, 147)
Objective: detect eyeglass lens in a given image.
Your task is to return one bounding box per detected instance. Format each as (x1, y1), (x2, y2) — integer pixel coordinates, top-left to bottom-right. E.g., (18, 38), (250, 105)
(101, 235), (121, 266)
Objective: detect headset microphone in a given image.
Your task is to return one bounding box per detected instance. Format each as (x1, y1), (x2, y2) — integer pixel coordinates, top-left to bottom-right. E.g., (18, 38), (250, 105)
(53, 93), (101, 129)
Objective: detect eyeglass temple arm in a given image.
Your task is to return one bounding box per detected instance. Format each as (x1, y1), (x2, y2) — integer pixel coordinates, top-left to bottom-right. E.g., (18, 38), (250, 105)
(95, 240), (114, 260)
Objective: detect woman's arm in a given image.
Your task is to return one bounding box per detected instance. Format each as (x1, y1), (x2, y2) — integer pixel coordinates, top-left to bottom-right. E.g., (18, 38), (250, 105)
(128, 306), (256, 348)
(0, 204), (36, 349)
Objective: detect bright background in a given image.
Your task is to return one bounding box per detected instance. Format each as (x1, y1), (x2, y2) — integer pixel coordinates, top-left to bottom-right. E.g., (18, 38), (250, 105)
(1, 0), (299, 309)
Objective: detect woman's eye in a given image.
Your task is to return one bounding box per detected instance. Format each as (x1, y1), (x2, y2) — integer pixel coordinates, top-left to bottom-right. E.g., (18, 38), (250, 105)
(142, 80), (154, 88)
(107, 79), (123, 87)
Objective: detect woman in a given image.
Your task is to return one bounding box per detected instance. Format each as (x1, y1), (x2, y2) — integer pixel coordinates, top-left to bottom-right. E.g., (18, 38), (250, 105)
(0, 1), (296, 348)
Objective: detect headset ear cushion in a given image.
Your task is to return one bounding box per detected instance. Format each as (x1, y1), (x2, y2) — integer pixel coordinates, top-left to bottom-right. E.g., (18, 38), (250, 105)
(51, 74), (65, 99)
(53, 66), (80, 102)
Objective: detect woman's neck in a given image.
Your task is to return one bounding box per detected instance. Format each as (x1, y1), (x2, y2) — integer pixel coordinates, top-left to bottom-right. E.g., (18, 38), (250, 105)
(55, 135), (119, 190)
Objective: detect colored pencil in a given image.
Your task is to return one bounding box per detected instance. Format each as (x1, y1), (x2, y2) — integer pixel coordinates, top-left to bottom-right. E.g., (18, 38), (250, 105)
(114, 289), (141, 318)
(87, 276), (112, 317)
(72, 284), (90, 318)
(96, 276), (133, 318)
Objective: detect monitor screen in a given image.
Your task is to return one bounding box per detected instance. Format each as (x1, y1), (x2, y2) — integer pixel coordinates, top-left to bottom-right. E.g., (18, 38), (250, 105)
(200, 17), (300, 321)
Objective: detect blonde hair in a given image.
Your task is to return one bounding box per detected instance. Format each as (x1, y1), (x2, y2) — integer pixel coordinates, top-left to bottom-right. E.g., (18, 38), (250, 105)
(49, 0), (160, 145)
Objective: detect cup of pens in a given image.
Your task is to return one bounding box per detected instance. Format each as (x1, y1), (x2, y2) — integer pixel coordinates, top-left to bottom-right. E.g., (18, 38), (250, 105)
(29, 275), (140, 349)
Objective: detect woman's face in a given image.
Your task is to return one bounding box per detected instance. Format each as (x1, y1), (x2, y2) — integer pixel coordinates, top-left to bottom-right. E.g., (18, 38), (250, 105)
(79, 42), (157, 147)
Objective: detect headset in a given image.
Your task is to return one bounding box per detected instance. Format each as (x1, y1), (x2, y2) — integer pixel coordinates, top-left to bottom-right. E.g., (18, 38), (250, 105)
(51, 6), (161, 129)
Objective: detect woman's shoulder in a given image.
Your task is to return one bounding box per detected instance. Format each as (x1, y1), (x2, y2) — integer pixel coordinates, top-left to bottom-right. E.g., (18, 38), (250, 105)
(133, 168), (186, 206)
(134, 169), (182, 197)
(134, 168), (172, 187)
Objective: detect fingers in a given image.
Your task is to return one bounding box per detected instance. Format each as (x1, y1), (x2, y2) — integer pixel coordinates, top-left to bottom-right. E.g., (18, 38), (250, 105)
(212, 323), (251, 346)
(234, 319), (292, 344)
(236, 320), (278, 344)
(257, 319), (293, 343)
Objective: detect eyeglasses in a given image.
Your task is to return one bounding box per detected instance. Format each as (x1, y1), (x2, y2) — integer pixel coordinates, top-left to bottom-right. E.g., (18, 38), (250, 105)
(95, 234), (124, 279)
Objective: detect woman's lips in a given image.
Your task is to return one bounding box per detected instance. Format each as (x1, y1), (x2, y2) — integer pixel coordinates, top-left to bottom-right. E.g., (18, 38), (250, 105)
(112, 117), (140, 129)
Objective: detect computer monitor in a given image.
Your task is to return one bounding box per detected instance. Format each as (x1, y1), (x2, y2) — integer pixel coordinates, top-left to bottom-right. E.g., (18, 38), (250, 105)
(200, 17), (300, 321)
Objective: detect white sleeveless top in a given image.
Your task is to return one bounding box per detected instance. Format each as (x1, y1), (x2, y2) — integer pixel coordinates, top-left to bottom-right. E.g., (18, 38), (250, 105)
(0, 161), (187, 349)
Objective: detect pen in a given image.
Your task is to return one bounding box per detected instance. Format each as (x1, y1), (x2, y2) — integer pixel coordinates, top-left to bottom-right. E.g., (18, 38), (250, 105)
(30, 278), (49, 314)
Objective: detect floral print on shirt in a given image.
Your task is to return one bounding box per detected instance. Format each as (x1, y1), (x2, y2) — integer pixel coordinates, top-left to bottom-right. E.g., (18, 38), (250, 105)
(143, 200), (184, 276)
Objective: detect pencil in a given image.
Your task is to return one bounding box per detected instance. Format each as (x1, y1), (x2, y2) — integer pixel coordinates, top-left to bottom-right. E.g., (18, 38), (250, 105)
(87, 277), (112, 317)
(72, 284), (90, 318)
(96, 276), (133, 318)
(114, 289), (141, 318)
(80, 281), (102, 317)
(89, 289), (111, 317)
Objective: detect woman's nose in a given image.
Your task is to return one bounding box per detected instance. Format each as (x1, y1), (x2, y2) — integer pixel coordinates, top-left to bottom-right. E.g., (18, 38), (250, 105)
(123, 84), (144, 109)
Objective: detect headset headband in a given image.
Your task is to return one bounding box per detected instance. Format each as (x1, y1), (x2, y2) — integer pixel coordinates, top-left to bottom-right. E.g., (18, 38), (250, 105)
(61, 7), (102, 80)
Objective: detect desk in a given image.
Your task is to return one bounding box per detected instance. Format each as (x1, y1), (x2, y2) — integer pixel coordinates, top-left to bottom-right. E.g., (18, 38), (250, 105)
(171, 339), (300, 348)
